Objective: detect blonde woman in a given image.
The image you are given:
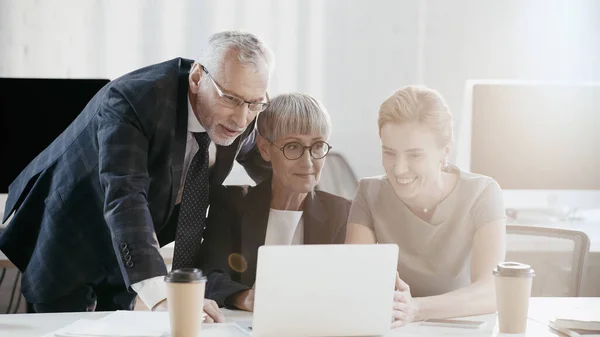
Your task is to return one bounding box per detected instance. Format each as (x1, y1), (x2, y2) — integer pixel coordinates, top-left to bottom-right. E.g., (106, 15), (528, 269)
(346, 86), (506, 327)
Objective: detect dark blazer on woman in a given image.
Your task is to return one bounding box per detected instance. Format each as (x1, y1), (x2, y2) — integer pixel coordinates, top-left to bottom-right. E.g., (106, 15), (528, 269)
(198, 177), (351, 307)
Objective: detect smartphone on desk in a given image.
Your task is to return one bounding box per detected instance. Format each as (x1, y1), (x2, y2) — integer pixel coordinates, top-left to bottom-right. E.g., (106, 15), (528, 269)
(421, 318), (486, 329)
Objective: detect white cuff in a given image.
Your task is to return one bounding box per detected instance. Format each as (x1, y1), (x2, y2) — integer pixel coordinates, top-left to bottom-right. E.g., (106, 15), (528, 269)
(131, 276), (167, 310)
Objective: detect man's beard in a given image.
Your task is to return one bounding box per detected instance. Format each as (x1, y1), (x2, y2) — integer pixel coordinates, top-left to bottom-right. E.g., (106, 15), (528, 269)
(206, 124), (240, 147)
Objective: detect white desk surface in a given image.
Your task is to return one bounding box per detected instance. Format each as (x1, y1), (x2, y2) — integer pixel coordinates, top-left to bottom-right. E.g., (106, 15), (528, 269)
(0, 297), (598, 337)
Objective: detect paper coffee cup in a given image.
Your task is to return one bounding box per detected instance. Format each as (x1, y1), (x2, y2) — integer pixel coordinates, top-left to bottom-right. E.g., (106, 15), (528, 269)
(165, 268), (207, 337)
(493, 262), (535, 334)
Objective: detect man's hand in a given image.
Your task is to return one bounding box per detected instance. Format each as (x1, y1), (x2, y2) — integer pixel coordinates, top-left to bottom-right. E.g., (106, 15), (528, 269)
(152, 299), (225, 323)
(391, 273), (419, 328)
(152, 299), (169, 312)
(232, 288), (255, 312)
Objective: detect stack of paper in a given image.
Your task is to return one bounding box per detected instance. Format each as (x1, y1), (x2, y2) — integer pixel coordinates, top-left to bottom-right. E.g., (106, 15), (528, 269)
(549, 313), (600, 337)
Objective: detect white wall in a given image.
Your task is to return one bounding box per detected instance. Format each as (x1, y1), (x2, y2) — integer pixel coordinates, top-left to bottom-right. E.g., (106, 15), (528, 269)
(421, 0), (600, 164)
(321, 0), (420, 177)
(1, 0), (599, 180)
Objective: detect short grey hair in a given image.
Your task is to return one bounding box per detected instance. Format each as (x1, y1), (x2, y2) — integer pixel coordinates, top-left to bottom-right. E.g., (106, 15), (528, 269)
(198, 30), (275, 76)
(257, 93), (332, 141)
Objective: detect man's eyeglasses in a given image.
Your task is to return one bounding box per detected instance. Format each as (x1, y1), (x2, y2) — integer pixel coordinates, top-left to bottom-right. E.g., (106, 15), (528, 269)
(201, 65), (270, 113)
(267, 139), (332, 160)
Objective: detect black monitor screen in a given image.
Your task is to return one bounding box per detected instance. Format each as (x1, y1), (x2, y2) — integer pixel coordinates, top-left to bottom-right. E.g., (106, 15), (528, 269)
(0, 78), (110, 193)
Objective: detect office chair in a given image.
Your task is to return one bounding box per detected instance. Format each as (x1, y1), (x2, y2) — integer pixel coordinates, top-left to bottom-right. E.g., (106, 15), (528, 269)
(506, 225), (590, 297)
(0, 261), (26, 313)
(315, 152), (358, 200)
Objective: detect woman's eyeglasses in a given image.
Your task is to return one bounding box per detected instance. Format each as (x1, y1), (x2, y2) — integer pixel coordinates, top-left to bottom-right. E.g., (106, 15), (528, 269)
(267, 139), (332, 160)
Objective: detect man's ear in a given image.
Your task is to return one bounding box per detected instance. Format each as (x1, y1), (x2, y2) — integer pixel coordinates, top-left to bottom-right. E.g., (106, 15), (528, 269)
(442, 145), (452, 166)
(188, 63), (203, 94)
(443, 145), (451, 159)
(256, 135), (272, 163)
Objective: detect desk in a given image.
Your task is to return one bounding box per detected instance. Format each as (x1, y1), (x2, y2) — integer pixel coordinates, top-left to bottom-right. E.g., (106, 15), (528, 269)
(1, 298), (598, 337)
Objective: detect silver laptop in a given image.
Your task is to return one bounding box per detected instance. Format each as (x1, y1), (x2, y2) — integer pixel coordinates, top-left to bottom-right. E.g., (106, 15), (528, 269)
(246, 244), (399, 337)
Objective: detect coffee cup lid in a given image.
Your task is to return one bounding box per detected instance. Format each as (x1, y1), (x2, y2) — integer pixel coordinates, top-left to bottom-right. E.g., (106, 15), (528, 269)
(164, 268), (207, 283)
(493, 262), (535, 277)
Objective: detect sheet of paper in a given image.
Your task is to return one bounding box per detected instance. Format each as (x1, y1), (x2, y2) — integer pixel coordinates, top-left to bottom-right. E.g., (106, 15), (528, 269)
(51, 311), (171, 337)
(46, 311), (248, 337)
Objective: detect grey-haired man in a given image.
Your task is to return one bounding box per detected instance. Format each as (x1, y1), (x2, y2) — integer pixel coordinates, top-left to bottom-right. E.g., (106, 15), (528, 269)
(0, 31), (274, 321)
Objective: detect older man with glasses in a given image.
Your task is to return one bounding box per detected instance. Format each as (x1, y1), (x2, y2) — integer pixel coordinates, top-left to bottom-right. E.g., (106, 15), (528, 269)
(197, 93), (351, 312)
(0, 31), (274, 322)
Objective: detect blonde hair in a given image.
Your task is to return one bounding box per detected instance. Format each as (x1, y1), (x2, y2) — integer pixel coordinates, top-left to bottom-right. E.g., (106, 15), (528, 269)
(257, 93), (331, 141)
(378, 85), (453, 148)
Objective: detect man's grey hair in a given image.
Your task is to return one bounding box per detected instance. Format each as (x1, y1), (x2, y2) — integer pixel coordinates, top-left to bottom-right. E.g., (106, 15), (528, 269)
(198, 31), (275, 77)
(257, 93), (332, 142)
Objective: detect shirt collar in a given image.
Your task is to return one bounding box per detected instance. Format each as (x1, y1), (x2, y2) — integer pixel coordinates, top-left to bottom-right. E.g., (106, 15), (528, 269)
(187, 96), (206, 133)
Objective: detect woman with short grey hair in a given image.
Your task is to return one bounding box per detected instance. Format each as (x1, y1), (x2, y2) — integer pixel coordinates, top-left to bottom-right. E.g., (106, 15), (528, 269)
(197, 93), (351, 312)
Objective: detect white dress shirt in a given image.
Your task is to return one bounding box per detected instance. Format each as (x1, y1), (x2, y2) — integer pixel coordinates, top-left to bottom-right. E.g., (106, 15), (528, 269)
(264, 209), (304, 246)
(131, 98), (216, 310)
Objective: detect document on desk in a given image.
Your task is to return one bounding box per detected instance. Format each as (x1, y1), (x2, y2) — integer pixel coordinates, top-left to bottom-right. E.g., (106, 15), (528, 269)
(44, 311), (249, 337)
(529, 303), (600, 337)
(47, 311), (170, 337)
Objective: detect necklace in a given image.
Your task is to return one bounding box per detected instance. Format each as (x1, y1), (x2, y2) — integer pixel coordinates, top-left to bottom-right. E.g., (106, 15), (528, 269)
(407, 203), (431, 214)
(405, 175), (448, 214)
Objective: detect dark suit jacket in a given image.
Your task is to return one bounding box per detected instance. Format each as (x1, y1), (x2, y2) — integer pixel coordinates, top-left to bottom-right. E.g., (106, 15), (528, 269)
(0, 58), (270, 304)
(198, 177), (351, 307)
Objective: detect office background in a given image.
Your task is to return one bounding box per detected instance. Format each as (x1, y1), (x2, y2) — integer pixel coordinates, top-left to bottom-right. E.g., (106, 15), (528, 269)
(1, 0), (599, 181)
(1, 0), (600, 315)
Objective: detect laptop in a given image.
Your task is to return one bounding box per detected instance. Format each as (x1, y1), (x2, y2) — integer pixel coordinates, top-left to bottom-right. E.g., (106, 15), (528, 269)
(244, 244), (399, 337)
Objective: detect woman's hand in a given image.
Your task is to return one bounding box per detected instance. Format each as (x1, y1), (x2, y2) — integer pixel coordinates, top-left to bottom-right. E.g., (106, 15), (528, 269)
(233, 288), (255, 312)
(391, 273), (419, 328)
(203, 299), (225, 323)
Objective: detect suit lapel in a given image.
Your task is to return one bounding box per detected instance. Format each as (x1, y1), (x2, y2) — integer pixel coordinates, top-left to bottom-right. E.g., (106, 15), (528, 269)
(210, 119), (257, 185)
(303, 191), (330, 244)
(167, 58), (193, 221)
(240, 178), (272, 286)
(210, 141), (239, 185)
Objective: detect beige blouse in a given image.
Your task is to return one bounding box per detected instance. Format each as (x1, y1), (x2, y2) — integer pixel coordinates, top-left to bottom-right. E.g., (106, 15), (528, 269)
(348, 165), (506, 297)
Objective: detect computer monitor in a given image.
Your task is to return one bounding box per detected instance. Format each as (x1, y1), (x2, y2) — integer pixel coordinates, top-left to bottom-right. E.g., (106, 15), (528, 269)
(456, 80), (600, 216)
(0, 78), (110, 218)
